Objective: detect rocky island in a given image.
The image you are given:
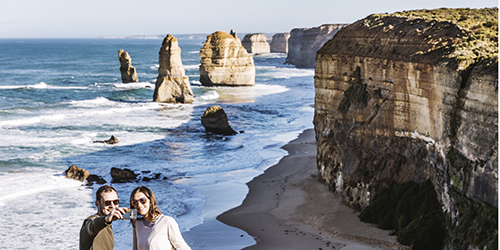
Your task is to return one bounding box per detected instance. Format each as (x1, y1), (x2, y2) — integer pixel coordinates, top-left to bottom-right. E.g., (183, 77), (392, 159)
(242, 33), (270, 54)
(270, 33), (290, 53)
(314, 7), (498, 249)
(118, 49), (139, 83)
(199, 31), (255, 86)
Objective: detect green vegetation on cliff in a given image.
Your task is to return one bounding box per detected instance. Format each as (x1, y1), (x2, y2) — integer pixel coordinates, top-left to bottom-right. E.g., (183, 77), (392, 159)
(375, 7), (498, 70)
(359, 180), (446, 250)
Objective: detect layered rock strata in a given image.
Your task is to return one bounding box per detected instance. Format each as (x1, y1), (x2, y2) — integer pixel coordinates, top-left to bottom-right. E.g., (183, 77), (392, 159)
(153, 34), (194, 103)
(270, 33), (290, 53)
(286, 24), (347, 68)
(200, 31), (255, 86)
(314, 8), (497, 248)
(242, 33), (270, 54)
(118, 49), (139, 83)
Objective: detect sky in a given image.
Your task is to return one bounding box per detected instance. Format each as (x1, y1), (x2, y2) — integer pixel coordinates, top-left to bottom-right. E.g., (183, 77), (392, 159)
(0, 0), (497, 38)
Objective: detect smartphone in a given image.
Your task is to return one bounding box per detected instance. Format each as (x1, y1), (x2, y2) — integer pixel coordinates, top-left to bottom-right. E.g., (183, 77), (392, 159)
(122, 208), (137, 220)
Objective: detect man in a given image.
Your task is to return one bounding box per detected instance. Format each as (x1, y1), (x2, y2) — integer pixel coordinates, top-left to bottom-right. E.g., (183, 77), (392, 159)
(80, 185), (126, 250)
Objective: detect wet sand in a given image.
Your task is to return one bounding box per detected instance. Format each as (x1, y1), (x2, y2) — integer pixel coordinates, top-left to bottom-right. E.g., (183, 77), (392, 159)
(218, 129), (409, 250)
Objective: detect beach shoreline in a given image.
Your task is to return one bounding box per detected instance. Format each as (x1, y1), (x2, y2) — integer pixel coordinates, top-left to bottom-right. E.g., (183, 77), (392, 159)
(217, 129), (409, 250)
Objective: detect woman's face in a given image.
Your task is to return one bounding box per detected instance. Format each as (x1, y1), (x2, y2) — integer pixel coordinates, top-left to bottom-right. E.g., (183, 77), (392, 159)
(132, 191), (150, 216)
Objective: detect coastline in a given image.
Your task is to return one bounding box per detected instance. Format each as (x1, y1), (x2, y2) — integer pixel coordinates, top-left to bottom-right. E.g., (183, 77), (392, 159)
(217, 129), (408, 250)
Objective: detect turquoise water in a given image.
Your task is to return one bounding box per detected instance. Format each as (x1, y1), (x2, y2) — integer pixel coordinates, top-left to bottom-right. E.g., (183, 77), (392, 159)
(0, 38), (315, 249)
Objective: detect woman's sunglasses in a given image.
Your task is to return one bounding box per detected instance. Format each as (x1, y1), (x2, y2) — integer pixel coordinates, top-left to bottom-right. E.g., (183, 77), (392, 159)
(132, 197), (148, 207)
(102, 199), (120, 206)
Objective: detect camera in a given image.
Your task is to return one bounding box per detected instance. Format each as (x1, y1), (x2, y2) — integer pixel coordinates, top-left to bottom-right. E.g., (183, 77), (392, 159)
(122, 209), (137, 220)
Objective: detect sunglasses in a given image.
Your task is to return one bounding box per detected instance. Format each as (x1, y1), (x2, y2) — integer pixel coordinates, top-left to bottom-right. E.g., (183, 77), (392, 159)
(102, 199), (120, 206)
(132, 197), (148, 207)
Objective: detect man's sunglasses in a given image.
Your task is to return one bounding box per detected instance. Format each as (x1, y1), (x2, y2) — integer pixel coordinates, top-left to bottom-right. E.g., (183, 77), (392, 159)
(102, 199), (120, 206)
(132, 197), (148, 207)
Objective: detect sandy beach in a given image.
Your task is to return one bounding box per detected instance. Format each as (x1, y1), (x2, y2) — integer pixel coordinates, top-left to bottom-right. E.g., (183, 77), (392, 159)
(218, 129), (409, 250)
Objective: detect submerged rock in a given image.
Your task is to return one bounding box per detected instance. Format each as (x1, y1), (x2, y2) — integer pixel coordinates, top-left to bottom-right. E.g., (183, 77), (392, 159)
(118, 49), (139, 83)
(153, 34), (194, 103)
(93, 135), (119, 145)
(242, 33), (270, 54)
(201, 105), (237, 135)
(199, 31), (255, 86)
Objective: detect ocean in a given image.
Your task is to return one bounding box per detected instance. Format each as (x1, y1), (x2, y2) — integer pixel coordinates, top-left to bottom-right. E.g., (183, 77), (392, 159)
(0, 38), (315, 249)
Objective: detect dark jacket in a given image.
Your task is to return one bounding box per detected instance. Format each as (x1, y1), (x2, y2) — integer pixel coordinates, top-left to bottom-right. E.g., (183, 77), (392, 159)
(80, 214), (114, 250)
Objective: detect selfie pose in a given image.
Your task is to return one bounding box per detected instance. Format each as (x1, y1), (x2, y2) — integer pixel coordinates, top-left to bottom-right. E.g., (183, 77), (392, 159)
(80, 185), (127, 250)
(130, 186), (192, 250)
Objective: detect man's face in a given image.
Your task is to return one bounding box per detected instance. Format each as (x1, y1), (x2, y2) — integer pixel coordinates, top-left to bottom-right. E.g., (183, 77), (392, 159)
(96, 191), (119, 216)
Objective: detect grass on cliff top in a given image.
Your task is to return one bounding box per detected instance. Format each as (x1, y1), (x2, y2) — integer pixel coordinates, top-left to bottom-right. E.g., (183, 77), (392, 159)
(373, 8), (498, 69)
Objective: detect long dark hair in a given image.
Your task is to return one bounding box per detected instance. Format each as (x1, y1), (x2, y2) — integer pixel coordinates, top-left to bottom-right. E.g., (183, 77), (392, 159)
(130, 186), (162, 222)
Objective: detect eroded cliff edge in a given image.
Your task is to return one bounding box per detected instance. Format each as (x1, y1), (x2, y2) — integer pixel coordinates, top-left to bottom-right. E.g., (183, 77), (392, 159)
(314, 8), (498, 249)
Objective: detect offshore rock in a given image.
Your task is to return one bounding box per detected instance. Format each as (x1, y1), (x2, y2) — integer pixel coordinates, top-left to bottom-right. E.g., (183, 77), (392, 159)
(110, 167), (138, 183)
(93, 135), (119, 145)
(199, 31), (255, 86)
(286, 24), (347, 68)
(64, 165), (90, 182)
(153, 34), (194, 103)
(201, 105), (237, 135)
(314, 8), (498, 249)
(242, 33), (270, 54)
(118, 49), (139, 83)
(270, 33), (290, 53)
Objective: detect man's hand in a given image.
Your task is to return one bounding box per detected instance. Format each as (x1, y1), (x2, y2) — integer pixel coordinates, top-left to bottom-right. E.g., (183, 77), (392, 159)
(105, 207), (127, 223)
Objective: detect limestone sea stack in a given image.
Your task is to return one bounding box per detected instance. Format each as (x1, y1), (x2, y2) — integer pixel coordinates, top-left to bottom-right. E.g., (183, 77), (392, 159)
(118, 49), (139, 83)
(199, 31), (255, 86)
(153, 34), (194, 103)
(242, 33), (270, 54)
(286, 24), (347, 68)
(270, 33), (290, 53)
(314, 8), (498, 249)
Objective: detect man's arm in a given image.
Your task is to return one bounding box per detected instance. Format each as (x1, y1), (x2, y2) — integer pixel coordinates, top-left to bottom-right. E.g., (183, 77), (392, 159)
(82, 215), (110, 237)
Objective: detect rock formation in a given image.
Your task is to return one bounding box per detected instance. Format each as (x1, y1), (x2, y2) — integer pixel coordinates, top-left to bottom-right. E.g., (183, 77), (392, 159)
(153, 34), (194, 103)
(242, 33), (270, 54)
(201, 105), (237, 135)
(118, 50), (139, 83)
(199, 31), (255, 86)
(93, 135), (119, 144)
(270, 33), (290, 53)
(110, 167), (138, 183)
(285, 24), (347, 68)
(64, 165), (89, 182)
(314, 8), (498, 249)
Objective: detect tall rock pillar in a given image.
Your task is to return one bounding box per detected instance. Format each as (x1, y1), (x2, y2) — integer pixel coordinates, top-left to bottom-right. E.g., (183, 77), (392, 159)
(153, 34), (194, 103)
(118, 49), (139, 83)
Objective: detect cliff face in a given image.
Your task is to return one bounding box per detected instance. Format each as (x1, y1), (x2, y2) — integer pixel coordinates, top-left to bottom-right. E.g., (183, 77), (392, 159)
(242, 33), (270, 54)
(286, 24), (347, 68)
(270, 33), (290, 53)
(314, 9), (498, 247)
(200, 31), (255, 86)
(153, 34), (193, 103)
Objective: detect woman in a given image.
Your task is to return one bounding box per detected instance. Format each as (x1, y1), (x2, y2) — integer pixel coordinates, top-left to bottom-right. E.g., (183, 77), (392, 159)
(130, 186), (191, 250)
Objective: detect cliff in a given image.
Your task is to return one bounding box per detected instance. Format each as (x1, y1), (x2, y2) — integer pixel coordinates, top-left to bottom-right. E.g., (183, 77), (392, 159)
(270, 33), (290, 53)
(153, 34), (194, 103)
(199, 31), (255, 86)
(118, 49), (139, 83)
(242, 33), (270, 54)
(314, 8), (498, 249)
(286, 24), (347, 68)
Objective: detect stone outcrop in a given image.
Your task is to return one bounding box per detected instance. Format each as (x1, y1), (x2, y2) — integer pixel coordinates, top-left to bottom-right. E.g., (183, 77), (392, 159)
(93, 135), (119, 145)
(270, 33), (290, 53)
(286, 24), (347, 68)
(314, 8), (498, 249)
(201, 105), (237, 135)
(65, 165), (90, 182)
(118, 50), (139, 83)
(110, 167), (138, 183)
(199, 31), (255, 86)
(153, 34), (194, 103)
(242, 33), (270, 54)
